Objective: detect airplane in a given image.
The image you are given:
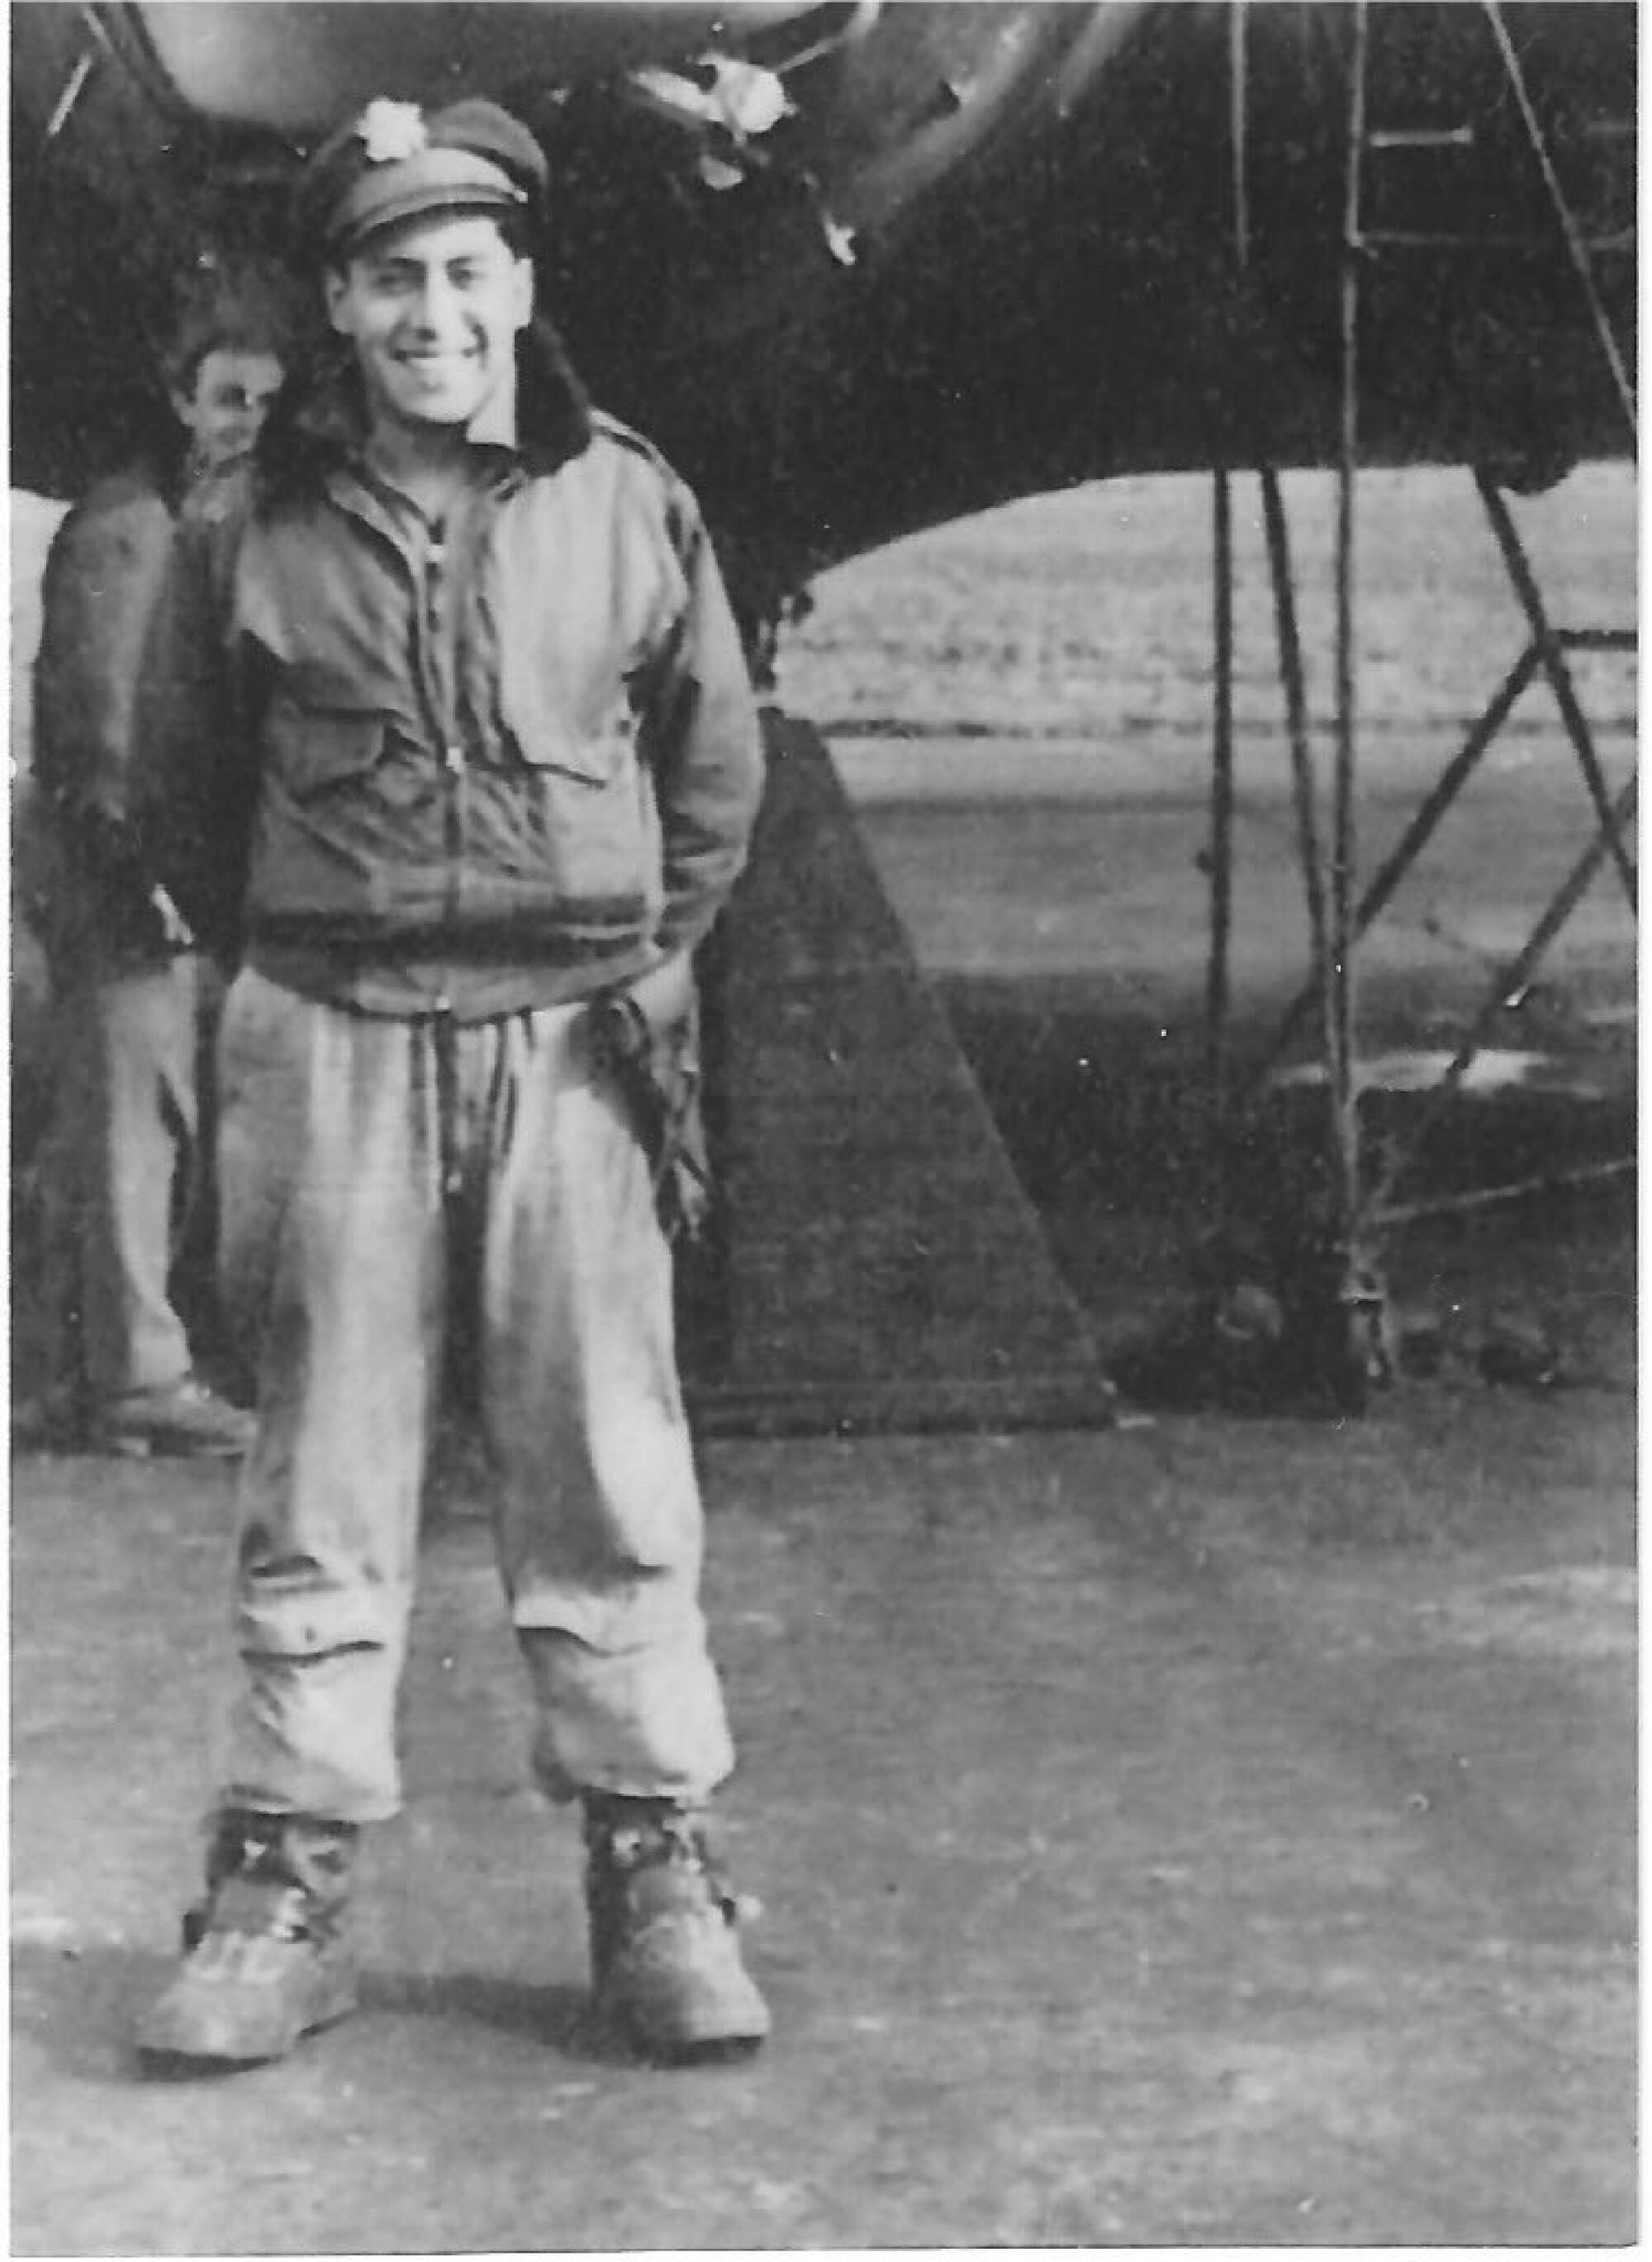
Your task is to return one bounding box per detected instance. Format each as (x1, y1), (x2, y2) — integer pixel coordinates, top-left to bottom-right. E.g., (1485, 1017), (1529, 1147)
(9, 2), (1636, 1427)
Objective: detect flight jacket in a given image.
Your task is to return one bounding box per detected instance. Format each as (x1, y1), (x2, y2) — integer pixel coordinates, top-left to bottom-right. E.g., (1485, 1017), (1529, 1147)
(135, 324), (766, 1019)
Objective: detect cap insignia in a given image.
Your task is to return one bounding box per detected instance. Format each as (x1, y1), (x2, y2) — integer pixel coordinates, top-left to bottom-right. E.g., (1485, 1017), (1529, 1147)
(356, 100), (429, 165)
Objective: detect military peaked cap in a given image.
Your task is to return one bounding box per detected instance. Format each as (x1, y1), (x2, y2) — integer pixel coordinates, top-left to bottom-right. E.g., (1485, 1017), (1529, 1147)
(297, 96), (548, 260)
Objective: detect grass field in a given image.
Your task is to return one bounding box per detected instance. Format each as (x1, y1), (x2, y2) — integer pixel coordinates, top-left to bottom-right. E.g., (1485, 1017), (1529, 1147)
(774, 460), (1635, 748)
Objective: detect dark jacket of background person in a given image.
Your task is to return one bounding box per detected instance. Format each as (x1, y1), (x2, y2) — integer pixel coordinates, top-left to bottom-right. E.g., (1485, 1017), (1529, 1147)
(135, 321), (764, 1019)
(31, 456), (192, 967)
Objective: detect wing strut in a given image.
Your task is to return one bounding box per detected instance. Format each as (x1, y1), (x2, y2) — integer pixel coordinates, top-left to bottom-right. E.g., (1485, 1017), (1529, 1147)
(1191, 0), (1637, 1414)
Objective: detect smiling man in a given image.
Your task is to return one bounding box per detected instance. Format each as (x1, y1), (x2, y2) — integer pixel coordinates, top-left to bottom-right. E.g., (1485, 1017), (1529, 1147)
(132, 98), (769, 2070)
(330, 218), (532, 432)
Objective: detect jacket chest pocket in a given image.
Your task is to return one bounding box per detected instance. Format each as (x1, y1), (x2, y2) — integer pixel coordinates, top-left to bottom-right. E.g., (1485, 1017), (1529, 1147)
(261, 695), (387, 801)
(497, 652), (642, 789)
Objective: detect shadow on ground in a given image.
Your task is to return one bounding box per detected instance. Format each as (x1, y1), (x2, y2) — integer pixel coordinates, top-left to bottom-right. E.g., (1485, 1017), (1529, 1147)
(946, 974), (1635, 1408)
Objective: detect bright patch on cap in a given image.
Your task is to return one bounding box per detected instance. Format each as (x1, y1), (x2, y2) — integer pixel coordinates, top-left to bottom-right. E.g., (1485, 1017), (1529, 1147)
(357, 99), (428, 164)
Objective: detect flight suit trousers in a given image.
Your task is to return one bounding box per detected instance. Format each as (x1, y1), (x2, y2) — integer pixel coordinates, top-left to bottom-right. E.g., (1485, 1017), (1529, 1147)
(36, 948), (216, 1403)
(214, 967), (735, 1824)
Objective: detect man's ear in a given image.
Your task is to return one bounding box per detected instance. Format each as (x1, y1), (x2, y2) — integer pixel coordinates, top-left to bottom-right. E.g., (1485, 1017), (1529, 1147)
(324, 265), (354, 337)
(510, 256), (534, 335)
(169, 385), (199, 435)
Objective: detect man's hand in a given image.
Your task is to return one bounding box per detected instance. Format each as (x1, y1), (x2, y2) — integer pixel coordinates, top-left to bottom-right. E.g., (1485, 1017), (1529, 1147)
(587, 963), (710, 1242)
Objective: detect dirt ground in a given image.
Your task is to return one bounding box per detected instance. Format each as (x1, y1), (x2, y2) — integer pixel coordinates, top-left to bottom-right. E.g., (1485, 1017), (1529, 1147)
(8, 466), (1637, 2251)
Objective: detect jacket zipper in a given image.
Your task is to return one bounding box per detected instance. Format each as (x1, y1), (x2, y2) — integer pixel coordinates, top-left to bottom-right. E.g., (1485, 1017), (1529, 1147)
(420, 531), (467, 938)
(423, 531), (465, 1192)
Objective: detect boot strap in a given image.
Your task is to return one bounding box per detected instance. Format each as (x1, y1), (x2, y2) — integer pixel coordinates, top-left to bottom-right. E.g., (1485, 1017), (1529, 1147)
(197, 1874), (321, 1943)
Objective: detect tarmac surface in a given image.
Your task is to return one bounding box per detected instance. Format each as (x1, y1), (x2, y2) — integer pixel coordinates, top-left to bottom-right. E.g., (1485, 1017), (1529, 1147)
(11, 1374), (1635, 2250)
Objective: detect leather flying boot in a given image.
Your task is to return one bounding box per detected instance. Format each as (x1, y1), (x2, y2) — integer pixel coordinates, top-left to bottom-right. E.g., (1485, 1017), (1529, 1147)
(582, 1794), (770, 2062)
(136, 1810), (360, 2070)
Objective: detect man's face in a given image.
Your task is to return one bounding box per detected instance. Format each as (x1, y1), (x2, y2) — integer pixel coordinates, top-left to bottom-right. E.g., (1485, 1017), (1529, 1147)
(325, 211), (533, 433)
(172, 348), (285, 472)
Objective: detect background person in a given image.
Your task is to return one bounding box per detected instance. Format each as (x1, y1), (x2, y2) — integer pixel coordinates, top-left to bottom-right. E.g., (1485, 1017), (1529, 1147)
(29, 274), (288, 1456)
(132, 98), (770, 2071)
